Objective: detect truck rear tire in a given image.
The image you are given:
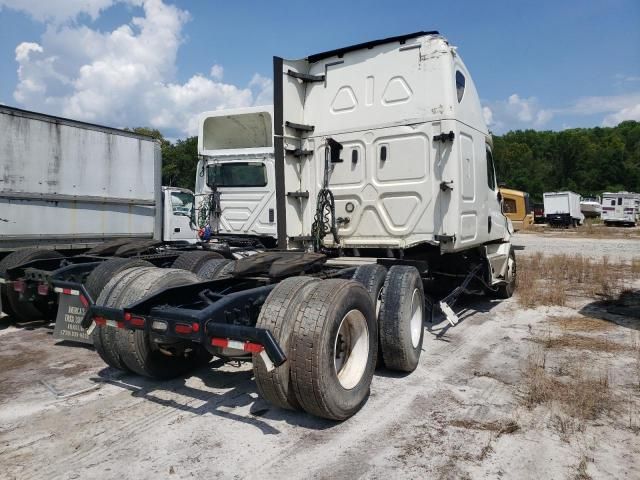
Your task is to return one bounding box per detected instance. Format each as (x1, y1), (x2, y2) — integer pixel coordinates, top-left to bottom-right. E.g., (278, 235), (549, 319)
(87, 259), (153, 370)
(494, 248), (517, 299)
(113, 268), (205, 378)
(85, 238), (136, 256)
(0, 248), (64, 321)
(196, 258), (232, 279)
(215, 261), (237, 279)
(253, 276), (320, 411)
(94, 266), (159, 371)
(351, 264), (387, 319)
(290, 279), (377, 420)
(351, 264), (387, 367)
(378, 266), (425, 373)
(171, 251), (224, 273)
(85, 258), (154, 301)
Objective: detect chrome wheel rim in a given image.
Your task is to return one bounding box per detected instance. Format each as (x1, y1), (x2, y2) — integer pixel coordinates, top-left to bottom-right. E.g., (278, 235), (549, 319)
(334, 309), (369, 390)
(410, 288), (423, 349)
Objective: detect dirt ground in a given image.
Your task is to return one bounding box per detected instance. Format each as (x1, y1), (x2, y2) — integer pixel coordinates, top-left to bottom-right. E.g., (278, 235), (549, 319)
(1, 232), (639, 480)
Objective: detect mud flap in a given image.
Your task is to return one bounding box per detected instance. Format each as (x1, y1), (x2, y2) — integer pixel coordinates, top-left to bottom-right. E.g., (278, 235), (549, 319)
(53, 294), (93, 345)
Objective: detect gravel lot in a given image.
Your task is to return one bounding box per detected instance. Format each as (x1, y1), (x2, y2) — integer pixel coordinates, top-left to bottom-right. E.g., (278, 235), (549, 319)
(1, 232), (639, 479)
(513, 231), (640, 262)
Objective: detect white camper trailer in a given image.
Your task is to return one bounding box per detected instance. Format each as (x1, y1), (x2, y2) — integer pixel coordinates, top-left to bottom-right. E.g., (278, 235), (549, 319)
(196, 107), (277, 246)
(602, 192), (640, 226)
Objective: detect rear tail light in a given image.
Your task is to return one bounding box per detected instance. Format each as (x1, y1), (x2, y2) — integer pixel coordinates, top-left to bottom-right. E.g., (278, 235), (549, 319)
(79, 294), (89, 307)
(175, 323), (193, 335)
(37, 283), (49, 296)
(94, 316), (106, 326)
(129, 316), (145, 328)
(13, 280), (26, 293)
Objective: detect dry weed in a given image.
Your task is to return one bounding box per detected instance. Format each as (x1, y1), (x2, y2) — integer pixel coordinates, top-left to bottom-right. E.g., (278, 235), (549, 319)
(532, 333), (627, 352)
(521, 349), (612, 421)
(516, 253), (634, 308)
(549, 315), (614, 332)
(573, 456), (592, 480)
(632, 257), (640, 275)
(448, 418), (519, 436)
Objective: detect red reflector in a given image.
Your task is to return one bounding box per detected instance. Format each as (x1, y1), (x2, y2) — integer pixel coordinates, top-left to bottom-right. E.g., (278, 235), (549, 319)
(129, 316), (145, 328)
(192, 322), (200, 333)
(211, 337), (228, 348)
(63, 288), (72, 295)
(79, 294), (89, 307)
(175, 323), (193, 335)
(13, 280), (25, 293)
(94, 316), (106, 326)
(117, 321), (124, 329)
(123, 312), (132, 321)
(243, 342), (264, 353)
(37, 283), (49, 296)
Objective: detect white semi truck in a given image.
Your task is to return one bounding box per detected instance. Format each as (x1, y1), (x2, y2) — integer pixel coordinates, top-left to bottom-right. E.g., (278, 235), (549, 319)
(196, 106), (277, 245)
(53, 31), (515, 421)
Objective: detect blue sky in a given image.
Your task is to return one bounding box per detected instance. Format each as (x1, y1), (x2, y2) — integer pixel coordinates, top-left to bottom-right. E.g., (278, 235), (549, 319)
(0, 0), (638, 139)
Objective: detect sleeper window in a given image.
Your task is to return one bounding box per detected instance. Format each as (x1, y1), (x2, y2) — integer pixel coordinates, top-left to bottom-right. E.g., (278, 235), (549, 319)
(456, 71), (466, 103)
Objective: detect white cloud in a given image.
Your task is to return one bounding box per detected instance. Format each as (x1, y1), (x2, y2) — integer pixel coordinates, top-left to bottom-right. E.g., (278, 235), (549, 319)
(7, 0), (271, 137)
(602, 103), (640, 127)
(0, 0), (117, 23)
(483, 94), (553, 132)
(209, 64), (224, 80)
(249, 73), (273, 107)
(484, 92), (640, 133)
(482, 106), (493, 126)
(564, 93), (640, 116)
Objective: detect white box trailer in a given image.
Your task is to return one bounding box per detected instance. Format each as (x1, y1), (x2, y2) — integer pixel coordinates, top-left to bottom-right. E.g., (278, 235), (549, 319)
(602, 192), (640, 226)
(543, 191), (584, 227)
(0, 105), (194, 251)
(196, 106), (277, 246)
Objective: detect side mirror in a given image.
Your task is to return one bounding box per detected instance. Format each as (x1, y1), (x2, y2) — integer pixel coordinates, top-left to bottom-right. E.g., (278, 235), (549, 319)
(497, 191), (503, 203)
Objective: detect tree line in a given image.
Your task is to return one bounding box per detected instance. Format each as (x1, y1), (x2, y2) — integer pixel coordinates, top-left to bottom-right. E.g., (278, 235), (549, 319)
(130, 120), (640, 201)
(492, 121), (640, 201)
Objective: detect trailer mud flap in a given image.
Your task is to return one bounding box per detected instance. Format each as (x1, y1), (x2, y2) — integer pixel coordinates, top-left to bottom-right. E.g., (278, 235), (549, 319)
(53, 294), (93, 344)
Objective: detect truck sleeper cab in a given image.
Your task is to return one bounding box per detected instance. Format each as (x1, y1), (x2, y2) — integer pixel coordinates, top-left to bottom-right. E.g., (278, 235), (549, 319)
(195, 107), (277, 247)
(52, 32), (516, 422)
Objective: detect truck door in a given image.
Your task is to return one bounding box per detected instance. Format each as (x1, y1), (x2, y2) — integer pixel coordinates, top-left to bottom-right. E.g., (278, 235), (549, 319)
(164, 189), (197, 242)
(485, 146), (508, 240)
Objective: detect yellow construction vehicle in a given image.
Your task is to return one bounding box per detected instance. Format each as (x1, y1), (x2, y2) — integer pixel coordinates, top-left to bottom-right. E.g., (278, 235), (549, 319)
(499, 187), (534, 231)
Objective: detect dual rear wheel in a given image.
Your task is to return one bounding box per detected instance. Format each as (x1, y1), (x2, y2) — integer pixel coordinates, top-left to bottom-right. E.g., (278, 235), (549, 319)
(92, 262), (210, 378)
(253, 264), (427, 420)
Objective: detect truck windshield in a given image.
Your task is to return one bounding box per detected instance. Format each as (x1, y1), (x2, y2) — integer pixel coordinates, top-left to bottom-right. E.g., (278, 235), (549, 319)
(206, 162), (267, 188)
